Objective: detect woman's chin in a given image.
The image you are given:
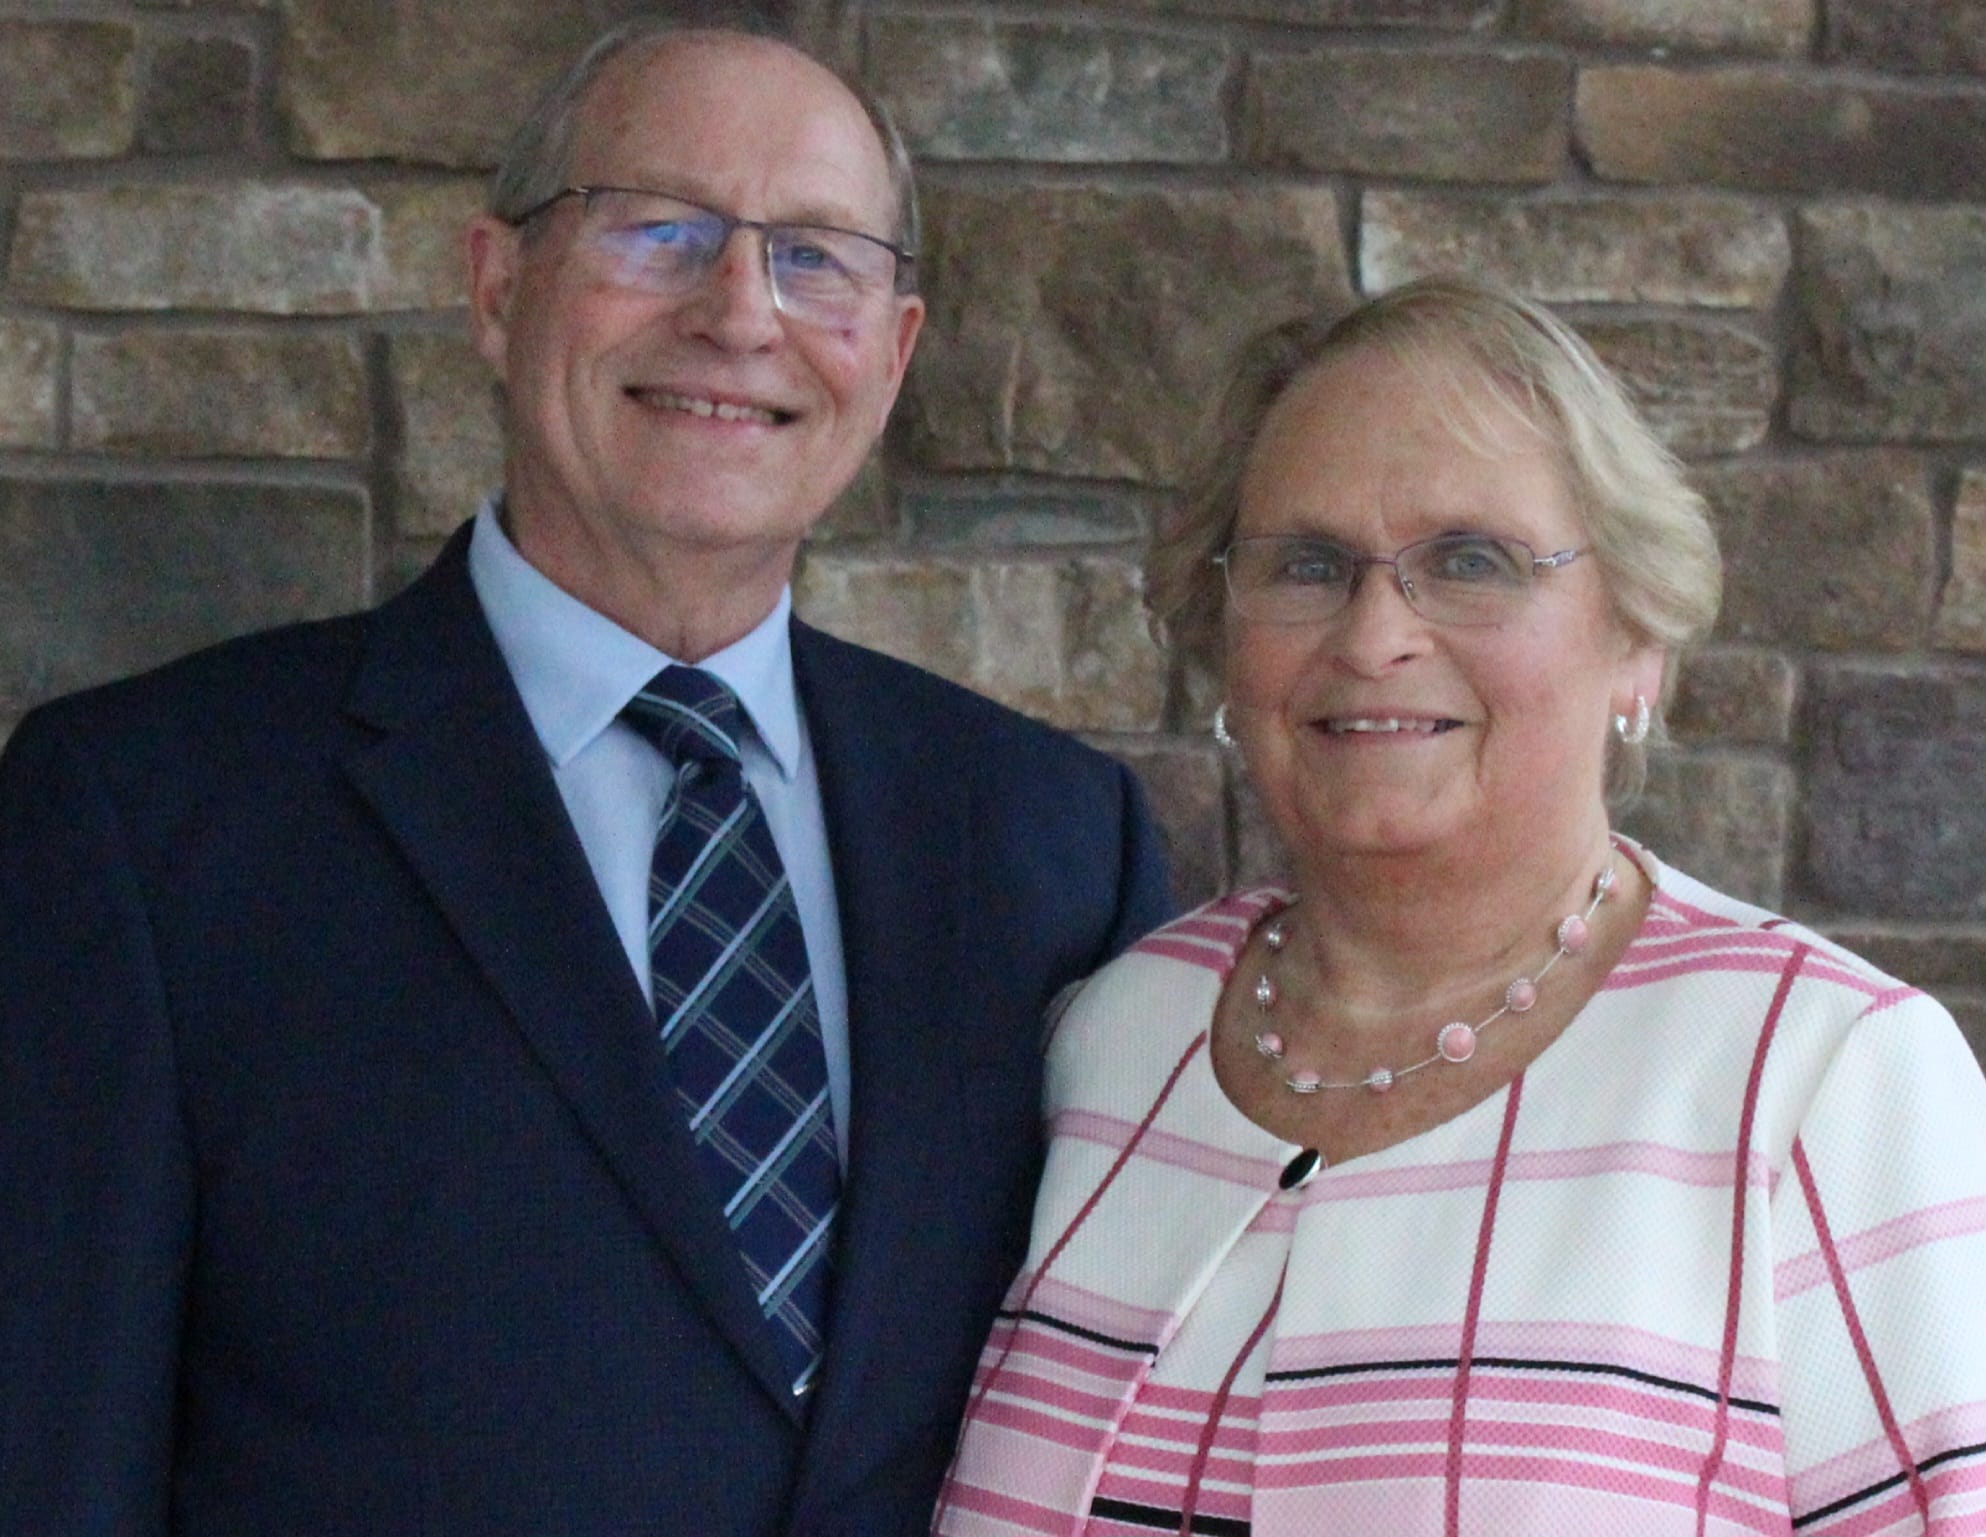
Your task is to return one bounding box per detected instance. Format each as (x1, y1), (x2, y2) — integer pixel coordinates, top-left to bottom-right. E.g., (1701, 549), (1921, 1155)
(1290, 796), (1470, 863)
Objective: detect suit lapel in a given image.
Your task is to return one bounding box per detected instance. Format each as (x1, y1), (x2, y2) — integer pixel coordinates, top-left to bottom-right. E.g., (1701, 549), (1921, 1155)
(338, 535), (802, 1418)
(787, 624), (1002, 1495)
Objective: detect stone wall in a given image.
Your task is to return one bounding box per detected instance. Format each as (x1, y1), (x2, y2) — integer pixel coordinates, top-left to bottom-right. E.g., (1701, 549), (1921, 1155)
(3, 0), (1983, 1041)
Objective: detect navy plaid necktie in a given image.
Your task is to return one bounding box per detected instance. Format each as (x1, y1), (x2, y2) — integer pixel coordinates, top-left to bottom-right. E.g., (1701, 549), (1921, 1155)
(622, 666), (839, 1401)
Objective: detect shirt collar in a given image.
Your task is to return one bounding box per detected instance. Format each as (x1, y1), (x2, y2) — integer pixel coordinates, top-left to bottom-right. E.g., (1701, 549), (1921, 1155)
(466, 501), (803, 779)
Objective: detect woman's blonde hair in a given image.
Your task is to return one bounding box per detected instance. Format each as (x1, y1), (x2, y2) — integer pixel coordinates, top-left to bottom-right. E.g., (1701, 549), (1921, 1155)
(1147, 274), (1723, 800)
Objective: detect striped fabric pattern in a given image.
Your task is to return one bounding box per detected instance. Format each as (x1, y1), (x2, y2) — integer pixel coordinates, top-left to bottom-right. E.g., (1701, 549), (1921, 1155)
(933, 844), (1986, 1536)
(625, 666), (839, 1400)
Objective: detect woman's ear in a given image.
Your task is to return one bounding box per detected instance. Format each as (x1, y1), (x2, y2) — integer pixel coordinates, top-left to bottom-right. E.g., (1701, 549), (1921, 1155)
(1614, 642), (1668, 727)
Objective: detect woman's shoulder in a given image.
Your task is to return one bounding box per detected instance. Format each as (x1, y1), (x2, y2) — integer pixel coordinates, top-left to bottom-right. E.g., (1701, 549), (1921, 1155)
(1086, 885), (1290, 990)
(1500, 842), (1980, 1198)
(1624, 840), (1969, 1113)
(1043, 886), (1293, 1081)
(1629, 839), (1921, 1000)
(1124, 886), (1294, 970)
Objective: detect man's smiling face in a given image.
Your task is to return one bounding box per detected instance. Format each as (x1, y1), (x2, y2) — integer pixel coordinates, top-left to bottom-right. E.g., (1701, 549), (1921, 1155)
(468, 32), (922, 606)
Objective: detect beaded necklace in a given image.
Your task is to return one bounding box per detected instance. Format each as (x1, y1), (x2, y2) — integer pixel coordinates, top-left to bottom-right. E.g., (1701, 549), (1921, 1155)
(1251, 856), (1619, 1095)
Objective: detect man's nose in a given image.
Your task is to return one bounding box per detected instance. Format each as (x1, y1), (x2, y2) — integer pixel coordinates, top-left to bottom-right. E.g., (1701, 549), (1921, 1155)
(682, 229), (784, 348)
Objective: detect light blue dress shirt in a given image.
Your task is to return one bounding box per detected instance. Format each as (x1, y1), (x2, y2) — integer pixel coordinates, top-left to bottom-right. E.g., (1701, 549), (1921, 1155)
(466, 506), (851, 1164)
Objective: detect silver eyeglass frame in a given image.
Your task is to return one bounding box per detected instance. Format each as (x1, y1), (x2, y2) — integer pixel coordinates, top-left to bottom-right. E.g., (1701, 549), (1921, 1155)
(510, 183), (919, 315)
(1214, 533), (1588, 627)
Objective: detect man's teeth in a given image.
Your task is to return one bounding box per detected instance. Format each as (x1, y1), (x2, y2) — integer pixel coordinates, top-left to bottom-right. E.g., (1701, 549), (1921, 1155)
(1325, 718), (1447, 734)
(650, 391), (779, 424)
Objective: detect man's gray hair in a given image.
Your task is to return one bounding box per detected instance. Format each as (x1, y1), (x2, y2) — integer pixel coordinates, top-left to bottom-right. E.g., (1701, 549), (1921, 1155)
(487, 17), (920, 286)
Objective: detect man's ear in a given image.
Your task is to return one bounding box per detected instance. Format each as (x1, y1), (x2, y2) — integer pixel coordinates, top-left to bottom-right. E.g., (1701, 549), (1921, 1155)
(874, 293), (925, 436)
(466, 216), (522, 379)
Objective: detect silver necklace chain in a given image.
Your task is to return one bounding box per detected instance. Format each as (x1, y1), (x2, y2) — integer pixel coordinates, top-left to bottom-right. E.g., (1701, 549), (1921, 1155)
(1251, 855), (1619, 1095)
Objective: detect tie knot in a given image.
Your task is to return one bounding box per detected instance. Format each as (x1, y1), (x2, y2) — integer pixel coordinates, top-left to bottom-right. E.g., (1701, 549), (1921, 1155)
(623, 666), (745, 768)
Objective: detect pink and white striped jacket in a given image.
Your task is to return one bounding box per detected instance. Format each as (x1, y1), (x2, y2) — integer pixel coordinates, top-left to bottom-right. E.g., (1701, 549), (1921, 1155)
(933, 846), (1986, 1536)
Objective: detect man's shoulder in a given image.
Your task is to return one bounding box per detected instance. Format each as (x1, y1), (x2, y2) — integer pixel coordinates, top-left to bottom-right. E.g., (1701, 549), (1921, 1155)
(3, 611), (382, 837)
(16, 531), (478, 758)
(24, 609), (368, 743)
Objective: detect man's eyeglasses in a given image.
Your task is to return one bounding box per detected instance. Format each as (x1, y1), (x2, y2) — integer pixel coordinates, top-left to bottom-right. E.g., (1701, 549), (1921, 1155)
(1215, 533), (1587, 627)
(512, 185), (915, 328)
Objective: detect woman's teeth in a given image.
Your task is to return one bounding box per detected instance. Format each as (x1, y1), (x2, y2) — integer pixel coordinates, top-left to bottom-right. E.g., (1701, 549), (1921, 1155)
(1324, 718), (1450, 734)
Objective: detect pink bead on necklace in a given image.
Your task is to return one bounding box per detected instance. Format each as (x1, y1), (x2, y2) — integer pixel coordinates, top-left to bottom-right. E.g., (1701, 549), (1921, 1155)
(1252, 857), (1619, 1095)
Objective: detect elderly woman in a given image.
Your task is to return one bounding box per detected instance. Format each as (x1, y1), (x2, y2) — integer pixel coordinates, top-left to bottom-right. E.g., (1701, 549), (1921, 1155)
(933, 277), (1986, 1537)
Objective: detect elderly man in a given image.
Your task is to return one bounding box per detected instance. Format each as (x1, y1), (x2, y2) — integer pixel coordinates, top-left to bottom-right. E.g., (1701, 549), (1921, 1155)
(0, 23), (1171, 1535)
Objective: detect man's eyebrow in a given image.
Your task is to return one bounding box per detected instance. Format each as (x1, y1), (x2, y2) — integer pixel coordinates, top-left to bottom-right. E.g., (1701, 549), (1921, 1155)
(755, 197), (895, 237)
(607, 170), (888, 236)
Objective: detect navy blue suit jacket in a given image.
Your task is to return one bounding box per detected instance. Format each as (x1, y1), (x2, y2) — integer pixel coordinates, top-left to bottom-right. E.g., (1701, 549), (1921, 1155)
(0, 531), (1173, 1534)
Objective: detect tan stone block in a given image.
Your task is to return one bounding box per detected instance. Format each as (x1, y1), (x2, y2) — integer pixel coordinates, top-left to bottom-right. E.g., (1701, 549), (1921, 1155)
(1581, 318), (1778, 457)
(1789, 202), (1986, 445)
(0, 319), (60, 450)
(1111, 740), (1230, 909)
(389, 332), (501, 537)
(1513, 0), (1811, 55)
(905, 183), (1352, 483)
(1826, 0), (1986, 75)
(1702, 454), (1935, 650)
(368, 180), (483, 312)
(1093, 0), (1491, 23)
(279, 0), (645, 167)
(975, 560), (1167, 732)
(0, 22), (135, 160)
(868, 17), (1229, 163)
(1242, 48), (1568, 183)
(6, 181), (482, 316)
(1362, 191), (1789, 308)
(1616, 750), (1790, 908)
(794, 556), (973, 682)
(73, 329), (368, 459)
(1935, 470), (1986, 653)
(1666, 648), (1795, 746)
(793, 552), (1166, 732)
(1577, 65), (1986, 199)
(8, 184), (376, 315)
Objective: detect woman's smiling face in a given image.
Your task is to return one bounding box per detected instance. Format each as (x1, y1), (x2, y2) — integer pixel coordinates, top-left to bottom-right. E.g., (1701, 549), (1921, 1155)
(1223, 344), (1660, 876)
